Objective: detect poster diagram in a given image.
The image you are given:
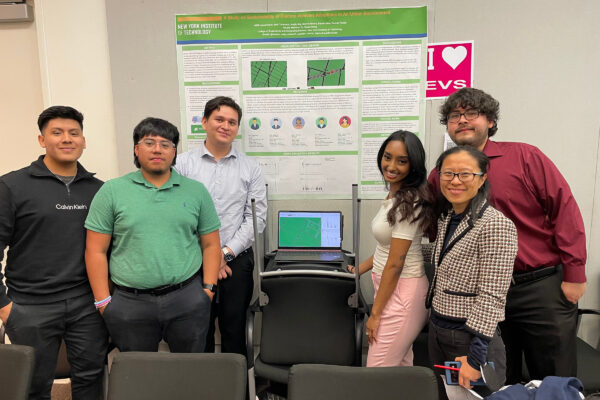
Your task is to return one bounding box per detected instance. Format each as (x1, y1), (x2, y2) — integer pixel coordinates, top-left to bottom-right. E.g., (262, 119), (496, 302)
(307, 59), (346, 86)
(175, 7), (427, 199)
(251, 61), (288, 88)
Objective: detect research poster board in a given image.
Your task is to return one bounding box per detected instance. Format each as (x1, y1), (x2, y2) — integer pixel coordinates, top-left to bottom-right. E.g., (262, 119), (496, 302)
(175, 7), (427, 199)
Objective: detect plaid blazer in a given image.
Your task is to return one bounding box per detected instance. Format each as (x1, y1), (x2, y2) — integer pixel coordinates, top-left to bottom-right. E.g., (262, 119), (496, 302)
(425, 202), (518, 339)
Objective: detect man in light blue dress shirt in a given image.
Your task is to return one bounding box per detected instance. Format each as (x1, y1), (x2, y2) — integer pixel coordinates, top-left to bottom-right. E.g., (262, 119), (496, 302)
(175, 96), (267, 356)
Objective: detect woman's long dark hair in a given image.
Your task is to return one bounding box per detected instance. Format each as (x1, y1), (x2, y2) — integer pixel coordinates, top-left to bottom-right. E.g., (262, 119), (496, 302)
(376, 130), (434, 231)
(434, 146), (490, 220)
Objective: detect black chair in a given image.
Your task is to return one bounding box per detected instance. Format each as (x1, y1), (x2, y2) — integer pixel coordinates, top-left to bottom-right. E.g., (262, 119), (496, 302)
(1, 322), (72, 379)
(107, 352), (247, 400)
(247, 268), (367, 399)
(575, 308), (600, 395)
(519, 308), (600, 395)
(0, 343), (36, 400)
(287, 363), (439, 400)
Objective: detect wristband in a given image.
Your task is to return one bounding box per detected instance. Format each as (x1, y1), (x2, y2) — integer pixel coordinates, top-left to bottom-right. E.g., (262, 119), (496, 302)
(94, 296), (112, 309)
(202, 283), (217, 293)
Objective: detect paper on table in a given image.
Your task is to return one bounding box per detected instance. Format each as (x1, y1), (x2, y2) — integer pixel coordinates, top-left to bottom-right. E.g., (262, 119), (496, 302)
(441, 374), (484, 400)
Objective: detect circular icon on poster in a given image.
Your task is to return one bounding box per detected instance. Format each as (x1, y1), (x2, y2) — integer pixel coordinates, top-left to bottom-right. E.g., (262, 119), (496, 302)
(271, 117), (282, 130)
(293, 117), (305, 129)
(339, 116), (351, 128)
(249, 117), (261, 130)
(316, 117), (327, 129)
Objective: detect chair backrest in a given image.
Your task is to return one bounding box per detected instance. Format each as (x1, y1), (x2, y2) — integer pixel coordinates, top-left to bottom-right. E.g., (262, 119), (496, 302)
(259, 274), (357, 365)
(2, 325), (70, 379)
(288, 364), (439, 400)
(107, 352), (247, 400)
(576, 309), (600, 395)
(0, 344), (35, 400)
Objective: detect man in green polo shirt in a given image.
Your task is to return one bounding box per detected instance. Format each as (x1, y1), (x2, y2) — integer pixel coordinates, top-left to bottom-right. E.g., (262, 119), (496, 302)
(84, 117), (221, 352)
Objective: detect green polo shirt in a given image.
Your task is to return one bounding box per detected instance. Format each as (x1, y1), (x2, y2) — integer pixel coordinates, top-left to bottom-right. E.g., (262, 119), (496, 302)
(85, 169), (220, 289)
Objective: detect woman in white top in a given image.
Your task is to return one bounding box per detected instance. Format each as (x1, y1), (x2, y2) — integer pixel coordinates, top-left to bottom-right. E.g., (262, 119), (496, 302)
(349, 130), (434, 366)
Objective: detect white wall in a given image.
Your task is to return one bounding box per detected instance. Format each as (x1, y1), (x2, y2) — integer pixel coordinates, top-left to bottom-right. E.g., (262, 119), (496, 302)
(0, 9), (43, 174)
(0, 0), (119, 181)
(34, 0), (119, 181)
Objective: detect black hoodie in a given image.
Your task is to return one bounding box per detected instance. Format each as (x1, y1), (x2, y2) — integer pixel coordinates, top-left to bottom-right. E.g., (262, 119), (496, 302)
(0, 156), (103, 307)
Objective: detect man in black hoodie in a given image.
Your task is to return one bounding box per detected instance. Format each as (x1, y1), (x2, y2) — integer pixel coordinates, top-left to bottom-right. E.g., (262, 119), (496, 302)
(0, 106), (108, 400)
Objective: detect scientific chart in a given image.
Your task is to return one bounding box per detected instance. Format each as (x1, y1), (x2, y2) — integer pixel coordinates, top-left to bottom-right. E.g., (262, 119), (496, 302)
(175, 7), (427, 199)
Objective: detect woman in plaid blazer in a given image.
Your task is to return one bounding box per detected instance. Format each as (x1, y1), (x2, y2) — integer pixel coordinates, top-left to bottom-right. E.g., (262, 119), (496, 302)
(425, 146), (517, 397)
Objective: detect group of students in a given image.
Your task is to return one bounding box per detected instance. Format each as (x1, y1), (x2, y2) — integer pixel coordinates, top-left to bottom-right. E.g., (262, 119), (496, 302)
(354, 88), (587, 399)
(0, 96), (267, 400)
(0, 88), (588, 400)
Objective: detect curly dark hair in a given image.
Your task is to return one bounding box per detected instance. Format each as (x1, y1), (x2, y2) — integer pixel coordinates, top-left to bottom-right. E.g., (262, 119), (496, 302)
(376, 130), (435, 232)
(439, 88), (500, 137)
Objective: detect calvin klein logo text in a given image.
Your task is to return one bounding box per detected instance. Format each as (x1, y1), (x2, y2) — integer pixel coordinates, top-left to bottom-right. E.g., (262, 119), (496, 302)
(56, 204), (88, 210)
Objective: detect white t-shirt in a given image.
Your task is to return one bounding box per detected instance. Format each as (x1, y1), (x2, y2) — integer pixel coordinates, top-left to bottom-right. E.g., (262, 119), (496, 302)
(371, 198), (425, 277)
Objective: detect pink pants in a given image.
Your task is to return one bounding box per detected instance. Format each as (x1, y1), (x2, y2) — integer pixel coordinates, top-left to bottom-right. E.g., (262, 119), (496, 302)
(366, 273), (429, 367)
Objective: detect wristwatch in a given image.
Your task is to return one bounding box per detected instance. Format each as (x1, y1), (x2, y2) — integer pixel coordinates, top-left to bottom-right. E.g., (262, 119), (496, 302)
(202, 283), (217, 293)
(222, 247), (234, 262)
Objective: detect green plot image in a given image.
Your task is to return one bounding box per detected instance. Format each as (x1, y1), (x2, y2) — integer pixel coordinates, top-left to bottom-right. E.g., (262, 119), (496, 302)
(251, 61), (288, 88)
(279, 217), (321, 247)
(307, 59), (346, 86)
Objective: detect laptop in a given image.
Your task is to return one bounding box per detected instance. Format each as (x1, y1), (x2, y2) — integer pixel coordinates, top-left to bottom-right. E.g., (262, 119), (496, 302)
(274, 211), (345, 264)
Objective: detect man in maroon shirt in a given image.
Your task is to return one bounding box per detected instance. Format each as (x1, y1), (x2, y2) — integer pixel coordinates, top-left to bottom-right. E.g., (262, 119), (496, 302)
(428, 88), (586, 383)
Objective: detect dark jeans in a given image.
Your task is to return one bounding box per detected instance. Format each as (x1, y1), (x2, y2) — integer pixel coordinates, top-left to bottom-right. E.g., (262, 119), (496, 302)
(500, 266), (578, 383)
(4, 292), (108, 400)
(205, 248), (254, 356)
(103, 275), (211, 352)
(428, 320), (506, 400)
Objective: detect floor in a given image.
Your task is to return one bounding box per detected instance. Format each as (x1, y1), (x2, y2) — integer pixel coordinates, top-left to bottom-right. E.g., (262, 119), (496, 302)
(51, 379), (71, 400)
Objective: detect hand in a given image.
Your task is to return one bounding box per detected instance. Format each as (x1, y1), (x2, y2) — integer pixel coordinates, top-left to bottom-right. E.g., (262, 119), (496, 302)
(218, 264), (233, 280)
(561, 281), (586, 303)
(0, 302), (12, 324)
(203, 288), (215, 301)
(347, 257), (374, 276)
(455, 356), (481, 389)
(98, 304), (107, 315)
(365, 315), (381, 344)
(348, 264), (367, 275)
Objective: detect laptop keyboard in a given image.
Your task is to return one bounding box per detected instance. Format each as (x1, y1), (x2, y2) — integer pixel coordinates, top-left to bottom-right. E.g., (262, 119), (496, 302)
(277, 250), (343, 261)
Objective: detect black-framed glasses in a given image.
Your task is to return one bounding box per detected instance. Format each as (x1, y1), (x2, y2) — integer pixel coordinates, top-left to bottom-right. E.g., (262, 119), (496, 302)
(137, 139), (176, 150)
(447, 109), (481, 123)
(440, 171), (485, 182)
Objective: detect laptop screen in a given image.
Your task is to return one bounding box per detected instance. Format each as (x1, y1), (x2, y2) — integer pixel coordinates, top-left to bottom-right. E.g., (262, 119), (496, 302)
(278, 211), (342, 249)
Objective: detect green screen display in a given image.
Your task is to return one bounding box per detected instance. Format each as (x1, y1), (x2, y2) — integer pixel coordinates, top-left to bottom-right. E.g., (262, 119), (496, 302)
(279, 217), (322, 247)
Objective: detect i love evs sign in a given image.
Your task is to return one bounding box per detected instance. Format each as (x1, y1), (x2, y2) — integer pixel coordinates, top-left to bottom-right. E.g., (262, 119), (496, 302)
(426, 41), (473, 99)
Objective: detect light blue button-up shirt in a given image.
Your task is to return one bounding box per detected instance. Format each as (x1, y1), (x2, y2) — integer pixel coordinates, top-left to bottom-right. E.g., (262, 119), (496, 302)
(174, 142), (267, 256)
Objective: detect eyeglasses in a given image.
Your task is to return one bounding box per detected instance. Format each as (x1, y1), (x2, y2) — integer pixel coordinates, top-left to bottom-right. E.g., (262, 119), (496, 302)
(137, 139), (176, 150)
(447, 109), (481, 123)
(440, 171), (485, 182)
